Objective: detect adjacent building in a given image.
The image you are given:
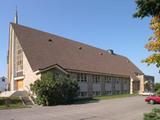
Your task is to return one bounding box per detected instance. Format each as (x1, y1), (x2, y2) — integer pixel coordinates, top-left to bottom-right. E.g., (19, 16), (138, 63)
(0, 77), (8, 92)
(7, 15), (154, 97)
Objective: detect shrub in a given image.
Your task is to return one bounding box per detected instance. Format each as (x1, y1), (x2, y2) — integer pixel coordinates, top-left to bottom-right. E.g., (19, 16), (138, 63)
(144, 108), (160, 120)
(156, 89), (160, 96)
(154, 83), (160, 92)
(30, 71), (79, 106)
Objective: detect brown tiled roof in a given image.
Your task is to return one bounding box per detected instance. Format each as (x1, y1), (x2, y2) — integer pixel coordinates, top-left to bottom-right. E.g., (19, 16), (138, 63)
(11, 23), (143, 78)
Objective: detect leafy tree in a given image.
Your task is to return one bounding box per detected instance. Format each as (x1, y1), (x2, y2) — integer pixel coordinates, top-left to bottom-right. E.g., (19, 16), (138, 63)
(144, 108), (160, 120)
(134, 1), (160, 119)
(134, 0), (160, 68)
(30, 71), (79, 106)
(133, 0), (160, 18)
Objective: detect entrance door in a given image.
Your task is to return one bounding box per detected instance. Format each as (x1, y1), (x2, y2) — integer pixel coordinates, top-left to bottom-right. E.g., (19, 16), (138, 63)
(16, 80), (24, 90)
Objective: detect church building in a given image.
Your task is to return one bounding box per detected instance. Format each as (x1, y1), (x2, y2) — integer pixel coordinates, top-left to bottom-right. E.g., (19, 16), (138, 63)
(7, 12), (154, 97)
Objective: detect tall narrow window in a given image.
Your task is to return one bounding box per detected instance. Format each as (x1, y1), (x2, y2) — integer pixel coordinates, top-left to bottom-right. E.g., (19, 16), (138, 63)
(15, 39), (23, 77)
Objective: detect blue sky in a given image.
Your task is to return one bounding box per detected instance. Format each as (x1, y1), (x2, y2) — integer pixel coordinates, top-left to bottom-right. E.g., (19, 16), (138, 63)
(0, 0), (159, 82)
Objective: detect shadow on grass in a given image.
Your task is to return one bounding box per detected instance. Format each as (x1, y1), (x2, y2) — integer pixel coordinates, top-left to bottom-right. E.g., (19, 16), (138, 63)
(72, 98), (100, 105)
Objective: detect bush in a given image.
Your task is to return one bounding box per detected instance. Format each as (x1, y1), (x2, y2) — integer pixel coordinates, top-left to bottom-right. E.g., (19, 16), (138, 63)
(30, 71), (79, 106)
(156, 89), (160, 96)
(154, 83), (160, 92)
(144, 108), (160, 120)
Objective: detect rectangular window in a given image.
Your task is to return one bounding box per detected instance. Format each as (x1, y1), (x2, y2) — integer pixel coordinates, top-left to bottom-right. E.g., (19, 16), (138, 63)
(116, 79), (119, 84)
(93, 75), (100, 83)
(92, 91), (101, 96)
(105, 76), (111, 83)
(77, 73), (87, 82)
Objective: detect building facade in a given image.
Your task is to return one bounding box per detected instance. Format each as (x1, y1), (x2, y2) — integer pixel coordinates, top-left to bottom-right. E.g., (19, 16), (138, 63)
(7, 18), (154, 97)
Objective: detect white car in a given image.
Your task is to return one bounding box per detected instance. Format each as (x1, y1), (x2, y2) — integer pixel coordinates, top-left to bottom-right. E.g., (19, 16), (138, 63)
(139, 92), (155, 96)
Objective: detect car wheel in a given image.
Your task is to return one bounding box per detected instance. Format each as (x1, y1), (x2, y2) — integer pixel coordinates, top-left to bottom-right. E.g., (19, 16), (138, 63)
(149, 100), (155, 105)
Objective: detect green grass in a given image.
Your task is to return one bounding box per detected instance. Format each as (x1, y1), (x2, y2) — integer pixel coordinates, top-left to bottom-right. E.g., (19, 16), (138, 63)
(94, 94), (136, 100)
(0, 97), (26, 110)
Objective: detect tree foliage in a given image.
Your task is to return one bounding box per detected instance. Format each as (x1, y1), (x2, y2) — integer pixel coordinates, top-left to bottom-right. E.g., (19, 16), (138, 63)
(134, 0), (160, 18)
(144, 108), (160, 120)
(30, 71), (79, 106)
(134, 2), (160, 119)
(134, 0), (160, 68)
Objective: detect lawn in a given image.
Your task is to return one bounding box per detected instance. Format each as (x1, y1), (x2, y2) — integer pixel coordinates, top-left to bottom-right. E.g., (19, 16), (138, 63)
(73, 94), (136, 104)
(94, 93), (136, 100)
(0, 97), (25, 110)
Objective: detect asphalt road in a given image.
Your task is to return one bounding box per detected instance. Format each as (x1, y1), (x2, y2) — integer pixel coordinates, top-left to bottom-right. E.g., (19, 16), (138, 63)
(0, 96), (159, 120)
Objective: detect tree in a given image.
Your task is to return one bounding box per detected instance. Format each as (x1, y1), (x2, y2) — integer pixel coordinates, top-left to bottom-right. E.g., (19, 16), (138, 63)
(134, 1), (160, 119)
(133, 0), (160, 18)
(134, 0), (160, 68)
(30, 71), (79, 106)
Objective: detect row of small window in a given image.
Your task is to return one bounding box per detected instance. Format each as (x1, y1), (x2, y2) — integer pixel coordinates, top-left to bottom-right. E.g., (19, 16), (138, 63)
(77, 73), (130, 84)
(105, 76), (129, 81)
(79, 90), (129, 97)
(77, 74), (101, 83)
(105, 77), (129, 84)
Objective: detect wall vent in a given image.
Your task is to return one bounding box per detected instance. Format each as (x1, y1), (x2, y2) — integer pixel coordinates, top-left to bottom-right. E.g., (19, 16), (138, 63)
(107, 49), (114, 55)
(48, 39), (53, 42)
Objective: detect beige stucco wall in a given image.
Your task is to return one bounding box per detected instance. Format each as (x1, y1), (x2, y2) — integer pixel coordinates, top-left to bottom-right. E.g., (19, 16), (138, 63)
(130, 78), (134, 94)
(137, 75), (144, 94)
(8, 25), (15, 91)
(23, 53), (41, 92)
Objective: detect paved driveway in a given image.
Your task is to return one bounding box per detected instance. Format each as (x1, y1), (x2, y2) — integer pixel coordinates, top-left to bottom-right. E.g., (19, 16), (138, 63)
(0, 96), (159, 120)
